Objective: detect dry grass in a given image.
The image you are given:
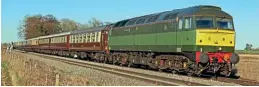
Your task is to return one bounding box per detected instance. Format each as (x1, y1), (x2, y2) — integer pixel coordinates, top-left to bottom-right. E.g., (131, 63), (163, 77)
(1, 49), (89, 86)
(237, 54), (259, 82)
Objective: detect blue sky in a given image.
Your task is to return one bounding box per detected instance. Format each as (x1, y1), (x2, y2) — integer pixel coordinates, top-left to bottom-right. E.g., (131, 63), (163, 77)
(1, 0), (259, 49)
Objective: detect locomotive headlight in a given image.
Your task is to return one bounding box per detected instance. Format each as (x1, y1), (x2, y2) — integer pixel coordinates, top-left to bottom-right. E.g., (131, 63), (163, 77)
(218, 47), (222, 51)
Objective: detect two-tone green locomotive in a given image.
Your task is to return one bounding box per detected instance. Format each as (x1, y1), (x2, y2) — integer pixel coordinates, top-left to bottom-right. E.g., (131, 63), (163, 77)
(108, 5), (239, 76)
(13, 5), (239, 77)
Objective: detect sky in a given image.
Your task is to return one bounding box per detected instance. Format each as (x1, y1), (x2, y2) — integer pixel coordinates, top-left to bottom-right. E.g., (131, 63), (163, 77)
(1, 0), (259, 50)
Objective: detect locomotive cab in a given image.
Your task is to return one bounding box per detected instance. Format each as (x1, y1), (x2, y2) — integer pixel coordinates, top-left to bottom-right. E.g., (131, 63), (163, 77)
(193, 15), (239, 76)
(175, 5), (240, 76)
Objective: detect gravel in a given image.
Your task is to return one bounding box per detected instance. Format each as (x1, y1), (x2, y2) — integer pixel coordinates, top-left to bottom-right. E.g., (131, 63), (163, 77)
(16, 51), (241, 86)
(14, 51), (158, 86)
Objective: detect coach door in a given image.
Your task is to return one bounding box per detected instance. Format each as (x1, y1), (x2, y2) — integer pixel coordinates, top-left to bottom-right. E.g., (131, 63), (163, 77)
(101, 26), (110, 53)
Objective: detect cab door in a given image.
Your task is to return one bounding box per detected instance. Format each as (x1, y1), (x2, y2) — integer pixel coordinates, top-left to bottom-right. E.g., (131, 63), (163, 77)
(176, 17), (184, 52)
(176, 16), (195, 52)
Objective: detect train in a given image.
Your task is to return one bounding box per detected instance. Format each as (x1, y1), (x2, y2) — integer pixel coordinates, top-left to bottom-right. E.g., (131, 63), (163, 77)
(13, 5), (239, 77)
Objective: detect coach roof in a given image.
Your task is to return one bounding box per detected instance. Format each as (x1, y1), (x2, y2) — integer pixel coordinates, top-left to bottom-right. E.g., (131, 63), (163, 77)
(38, 31), (71, 39)
(70, 26), (106, 34)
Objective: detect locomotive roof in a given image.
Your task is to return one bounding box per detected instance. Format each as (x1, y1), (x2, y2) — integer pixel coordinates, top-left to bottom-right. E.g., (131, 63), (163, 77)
(70, 26), (106, 34)
(113, 5), (232, 28)
(176, 5), (231, 18)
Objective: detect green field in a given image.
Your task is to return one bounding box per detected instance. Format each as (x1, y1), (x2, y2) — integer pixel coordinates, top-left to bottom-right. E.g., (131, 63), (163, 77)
(236, 50), (259, 54)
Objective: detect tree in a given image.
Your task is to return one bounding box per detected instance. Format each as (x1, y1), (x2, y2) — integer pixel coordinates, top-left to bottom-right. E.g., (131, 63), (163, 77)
(78, 17), (105, 29)
(60, 18), (78, 32)
(77, 23), (90, 30)
(17, 20), (25, 39)
(88, 17), (104, 27)
(104, 22), (113, 25)
(17, 14), (61, 39)
(245, 43), (253, 51)
(41, 14), (62, 35)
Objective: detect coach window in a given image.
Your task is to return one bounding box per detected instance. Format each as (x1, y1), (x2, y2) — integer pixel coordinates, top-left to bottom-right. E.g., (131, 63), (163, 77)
(64, 36), (66, 43)
(54, 38), (58, 43)
(74, 35), (76, 43)
(86, 33), (89, 42)
(61, 37), (64, 43)
(91, 33), (95, 42)
(72, 35), (75, 43)
(77, 34), (80, 43)
(184, 17), (192, 29)
(70, 35), (72, 43)
(87, 33), (90, 42)
(81, 34), (83, 43)
(96, 32), (99, 42)
(81, 34), (85, 42)
(81, 34), (84, 43)
(79, 34), (81, 43)
(56, 37), (58, 43)
(59, 37), (61, 43)
(58, 37), (60, 43)
(61, 37), (63, 43)
(74, 35), (77, 43)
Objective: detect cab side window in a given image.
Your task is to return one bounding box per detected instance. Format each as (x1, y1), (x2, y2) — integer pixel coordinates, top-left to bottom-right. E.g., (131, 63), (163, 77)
(178, 18), (183, 29)
(184, 17), (192, 29)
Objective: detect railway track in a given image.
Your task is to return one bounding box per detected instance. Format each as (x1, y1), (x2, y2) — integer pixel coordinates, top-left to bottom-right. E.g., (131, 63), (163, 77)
(212, 77), (259, 86)
(15, 50), (259, 86)
(15, 50), (207, 86)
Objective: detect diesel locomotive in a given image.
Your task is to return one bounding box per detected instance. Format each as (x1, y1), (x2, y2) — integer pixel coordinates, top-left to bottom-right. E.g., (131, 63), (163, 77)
(13, 5), (239, 77)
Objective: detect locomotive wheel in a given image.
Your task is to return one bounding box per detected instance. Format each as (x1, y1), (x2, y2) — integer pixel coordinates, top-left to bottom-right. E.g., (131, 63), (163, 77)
(127, 63), (132, 67)
(187, 71), (194, 76)
(119, 63), (123, 66)
(172, 70), (178, 74)
(158, 69), (163, 72)
(186, 68), (195, 76)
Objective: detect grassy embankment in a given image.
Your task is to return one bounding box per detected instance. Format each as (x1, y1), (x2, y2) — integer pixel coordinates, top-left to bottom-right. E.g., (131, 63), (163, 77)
(236, 50), (259, 55)
(1, 49), (89, 86)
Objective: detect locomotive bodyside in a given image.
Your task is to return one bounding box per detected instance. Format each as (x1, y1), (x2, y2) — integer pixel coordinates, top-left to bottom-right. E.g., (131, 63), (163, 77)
(108, 5), (239, 76)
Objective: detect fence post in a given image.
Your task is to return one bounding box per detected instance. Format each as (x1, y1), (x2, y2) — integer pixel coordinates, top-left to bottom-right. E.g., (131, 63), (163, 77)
(55, 74), (60, 86)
